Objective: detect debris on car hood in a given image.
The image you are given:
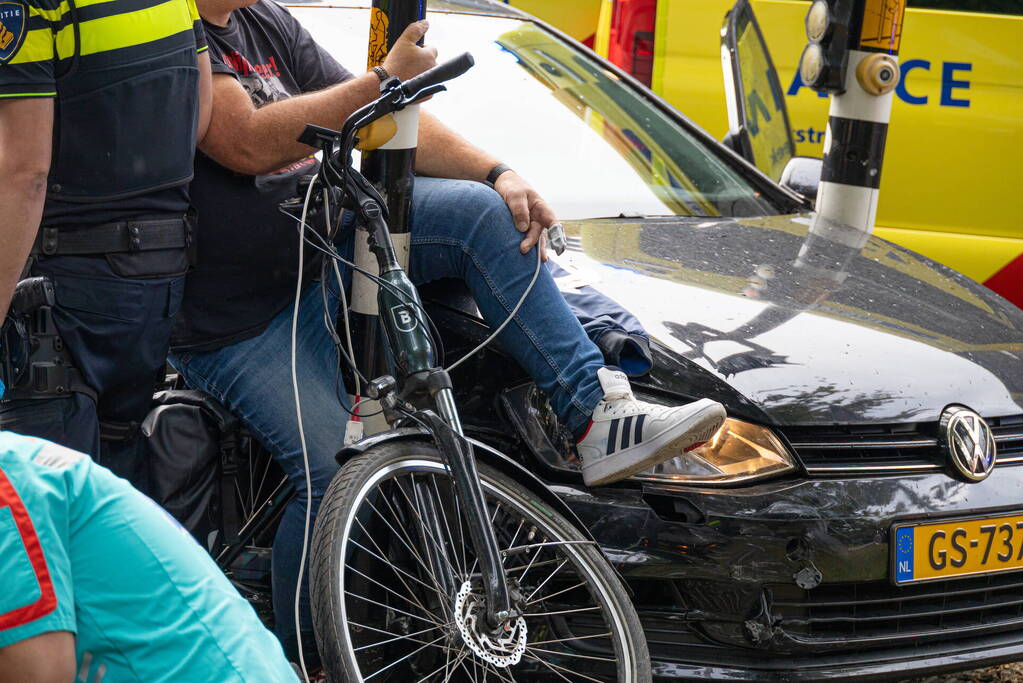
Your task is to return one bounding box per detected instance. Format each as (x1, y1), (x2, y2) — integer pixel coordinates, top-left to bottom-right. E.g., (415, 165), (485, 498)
(556, 214), (1023, 424)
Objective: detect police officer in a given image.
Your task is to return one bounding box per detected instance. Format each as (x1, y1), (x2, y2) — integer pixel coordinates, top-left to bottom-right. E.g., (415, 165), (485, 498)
(0, 0), (212, 489)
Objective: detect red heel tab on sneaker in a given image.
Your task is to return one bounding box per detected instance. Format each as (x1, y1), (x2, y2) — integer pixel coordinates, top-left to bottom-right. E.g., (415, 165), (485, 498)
(577, 420), (594, 443)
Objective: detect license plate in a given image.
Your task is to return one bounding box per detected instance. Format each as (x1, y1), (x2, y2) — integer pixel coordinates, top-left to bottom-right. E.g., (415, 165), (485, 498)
(892, 513), (1023, 584)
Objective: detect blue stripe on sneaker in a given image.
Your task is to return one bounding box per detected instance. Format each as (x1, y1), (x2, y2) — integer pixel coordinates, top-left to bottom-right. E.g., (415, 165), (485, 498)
(634, 414), (646, 445)
(621, 416), (633, 449)
(606, 418), (620, 455)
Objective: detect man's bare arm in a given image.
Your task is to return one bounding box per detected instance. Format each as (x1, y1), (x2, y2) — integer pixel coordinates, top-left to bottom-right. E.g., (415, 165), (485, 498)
(414, 111), (498, 183)
(200, 20), (436, 175)
(200, 71), (382, 175)
(416, 111), (557, 257)
(197, 50), (214, 144)
(0, 98), (53, 323)
(0, 632), (76, 683)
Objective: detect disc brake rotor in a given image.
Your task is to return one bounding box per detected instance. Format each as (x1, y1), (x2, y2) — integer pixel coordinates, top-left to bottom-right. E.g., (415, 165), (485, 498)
(453, 580), (527, 668)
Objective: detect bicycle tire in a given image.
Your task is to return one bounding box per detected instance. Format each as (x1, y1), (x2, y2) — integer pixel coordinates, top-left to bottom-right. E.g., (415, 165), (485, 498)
(310, 439), (651, 682)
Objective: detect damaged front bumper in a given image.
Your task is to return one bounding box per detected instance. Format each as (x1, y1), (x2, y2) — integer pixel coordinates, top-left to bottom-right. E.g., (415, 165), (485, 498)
(554, 467), (1023, 681)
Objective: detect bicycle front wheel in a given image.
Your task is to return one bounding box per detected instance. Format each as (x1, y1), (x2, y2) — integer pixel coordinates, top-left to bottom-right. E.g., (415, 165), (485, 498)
(310, 440), (650, 682)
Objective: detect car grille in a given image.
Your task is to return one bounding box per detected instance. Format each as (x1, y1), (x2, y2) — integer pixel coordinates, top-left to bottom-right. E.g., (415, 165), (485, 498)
(769, 571), (1023, 649)
(782, 414), (1023, 475)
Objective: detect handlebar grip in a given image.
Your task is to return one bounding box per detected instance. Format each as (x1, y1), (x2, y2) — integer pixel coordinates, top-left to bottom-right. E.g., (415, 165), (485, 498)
(401, 52), (475, 97)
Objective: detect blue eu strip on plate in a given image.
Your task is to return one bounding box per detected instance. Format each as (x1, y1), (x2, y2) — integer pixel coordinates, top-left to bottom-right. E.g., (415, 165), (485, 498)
(895, 526), (915, 583)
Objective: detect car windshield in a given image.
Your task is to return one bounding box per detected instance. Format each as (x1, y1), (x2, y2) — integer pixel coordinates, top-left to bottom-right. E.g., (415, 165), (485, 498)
(292, 7), (778, 220)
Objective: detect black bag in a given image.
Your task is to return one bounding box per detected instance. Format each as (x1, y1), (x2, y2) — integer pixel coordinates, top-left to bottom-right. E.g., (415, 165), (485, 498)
(142, 390), (239, 549)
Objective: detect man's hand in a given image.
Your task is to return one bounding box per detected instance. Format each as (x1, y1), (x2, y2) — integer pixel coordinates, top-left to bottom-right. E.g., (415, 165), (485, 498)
(382, 21), (438, 81)
(494, 172), (558, 262)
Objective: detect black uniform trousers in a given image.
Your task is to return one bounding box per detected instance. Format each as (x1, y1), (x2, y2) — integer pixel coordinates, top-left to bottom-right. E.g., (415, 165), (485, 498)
(0, 251), (185, 493)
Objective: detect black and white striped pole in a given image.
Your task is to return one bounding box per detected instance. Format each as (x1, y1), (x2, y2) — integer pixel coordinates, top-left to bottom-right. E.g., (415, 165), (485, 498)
(347, 0), (426, 437)
(798, 0), (907, 233)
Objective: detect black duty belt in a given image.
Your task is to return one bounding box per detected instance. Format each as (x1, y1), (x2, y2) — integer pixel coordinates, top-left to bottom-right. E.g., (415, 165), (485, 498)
(32, 218), (190, 256)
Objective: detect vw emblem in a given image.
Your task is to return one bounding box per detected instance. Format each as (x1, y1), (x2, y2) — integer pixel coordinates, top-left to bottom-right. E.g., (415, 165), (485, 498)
(939, 406), (997, 482)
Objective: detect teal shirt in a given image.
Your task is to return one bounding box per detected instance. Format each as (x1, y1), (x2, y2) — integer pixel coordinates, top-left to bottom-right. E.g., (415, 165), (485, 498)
(0, 431), (297, 682)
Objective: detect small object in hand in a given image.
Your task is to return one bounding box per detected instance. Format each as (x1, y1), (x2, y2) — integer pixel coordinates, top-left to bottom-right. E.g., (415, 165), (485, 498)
(546, 223), (567, 255)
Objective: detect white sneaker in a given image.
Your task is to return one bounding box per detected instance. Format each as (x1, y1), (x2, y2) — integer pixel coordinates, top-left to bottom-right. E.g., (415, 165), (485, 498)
(577, 368), (726, 486)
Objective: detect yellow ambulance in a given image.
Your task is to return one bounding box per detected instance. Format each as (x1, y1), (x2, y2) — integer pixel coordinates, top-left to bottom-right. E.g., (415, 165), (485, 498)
(508, 0), (1023, 307)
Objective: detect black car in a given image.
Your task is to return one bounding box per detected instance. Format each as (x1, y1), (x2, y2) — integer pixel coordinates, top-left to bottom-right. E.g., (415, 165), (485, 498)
(284, 1), (1023, 679)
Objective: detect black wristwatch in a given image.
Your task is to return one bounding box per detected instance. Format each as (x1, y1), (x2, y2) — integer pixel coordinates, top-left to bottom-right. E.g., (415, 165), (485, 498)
(484, 163), (513, 188)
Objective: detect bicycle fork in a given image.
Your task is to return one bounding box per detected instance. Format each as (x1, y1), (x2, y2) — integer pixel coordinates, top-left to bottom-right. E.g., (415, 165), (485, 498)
(358, 195), (516, 628)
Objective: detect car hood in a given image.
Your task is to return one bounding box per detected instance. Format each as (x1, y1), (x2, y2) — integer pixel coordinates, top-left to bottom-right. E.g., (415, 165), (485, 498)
(556, 214), (1023, 425)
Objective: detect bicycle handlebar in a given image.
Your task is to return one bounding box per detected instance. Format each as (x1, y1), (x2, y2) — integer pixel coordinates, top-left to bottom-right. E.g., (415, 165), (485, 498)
(401, 52), (475, 100)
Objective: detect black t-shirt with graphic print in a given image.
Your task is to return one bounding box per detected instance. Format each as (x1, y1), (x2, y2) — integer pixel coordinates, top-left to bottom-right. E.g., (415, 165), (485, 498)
(171, 0), (354, 352)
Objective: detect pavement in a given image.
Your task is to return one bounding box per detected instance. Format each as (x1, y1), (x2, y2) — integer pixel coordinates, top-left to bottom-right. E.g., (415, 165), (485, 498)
(910, 664), (1023, 682)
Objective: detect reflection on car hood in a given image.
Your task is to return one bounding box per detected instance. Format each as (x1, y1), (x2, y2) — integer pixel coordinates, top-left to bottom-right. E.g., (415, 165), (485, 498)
(557, 214), (1023, 425)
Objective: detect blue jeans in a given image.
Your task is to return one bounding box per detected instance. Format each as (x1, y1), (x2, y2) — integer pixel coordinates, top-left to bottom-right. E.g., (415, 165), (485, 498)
(0, 254), (185, 494)
(169, 177), (606, 659)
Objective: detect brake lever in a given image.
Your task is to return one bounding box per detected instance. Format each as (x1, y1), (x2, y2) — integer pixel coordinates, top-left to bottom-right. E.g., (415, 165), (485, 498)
(400, 83), (447, 108)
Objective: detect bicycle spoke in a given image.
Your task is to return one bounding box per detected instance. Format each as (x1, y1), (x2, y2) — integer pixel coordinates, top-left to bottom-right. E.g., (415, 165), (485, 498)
(525, 579), (587, 606)
(349, 537), (440, 595)
(354, 623), (447, 652)
(505, 556), (562, 575)
(374, 483), (436, 564)
(234, 480), (248, 520)
(527, 631), (613, 648)
(516, 544), (546, 586)
(360, 496), (448, 598)
(523, 606), (602, 618)
(525, 558), (569, 603)
(467, 501), (506, 578)
(428, 472), (466, 579)
(443, 648), (471, 683)
(520, 651), (605, 683)
(354, 480), (451, 602)
(363, 634), (448, 681)
(526, 646), (616, 663)
(346, 562), (437, 622)
(254, 451), (272, 510)
(395, 475), (461, 586)
(480, 659), (517, 683)
(347, 620), (452, 650)
(415, 645), (468, 683)
(345, 590), (444, 627)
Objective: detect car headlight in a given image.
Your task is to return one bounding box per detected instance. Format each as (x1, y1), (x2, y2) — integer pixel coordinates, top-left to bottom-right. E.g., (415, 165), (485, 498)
(633, 418), (795, 485)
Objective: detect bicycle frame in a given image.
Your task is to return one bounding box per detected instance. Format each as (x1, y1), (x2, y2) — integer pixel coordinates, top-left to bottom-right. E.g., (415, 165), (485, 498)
(298, 58), (518, 626)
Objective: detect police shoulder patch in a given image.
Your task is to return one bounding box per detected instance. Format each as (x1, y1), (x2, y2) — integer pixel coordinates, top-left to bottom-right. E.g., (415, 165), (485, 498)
(0, 0), (29, 66)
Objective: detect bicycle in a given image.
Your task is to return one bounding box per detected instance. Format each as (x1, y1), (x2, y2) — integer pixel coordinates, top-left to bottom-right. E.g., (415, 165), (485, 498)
(281, 54), (653, 681)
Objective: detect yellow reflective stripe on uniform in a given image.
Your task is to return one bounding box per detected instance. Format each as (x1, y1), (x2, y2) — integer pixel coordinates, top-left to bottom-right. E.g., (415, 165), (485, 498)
(7, 28), (54, 65)
(53, 0), (193, 59)
(29, 0), (144, 23)
(0, 91), (57, 97)
(28, 1), (69, 23)
(185, 0), (199, 25)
